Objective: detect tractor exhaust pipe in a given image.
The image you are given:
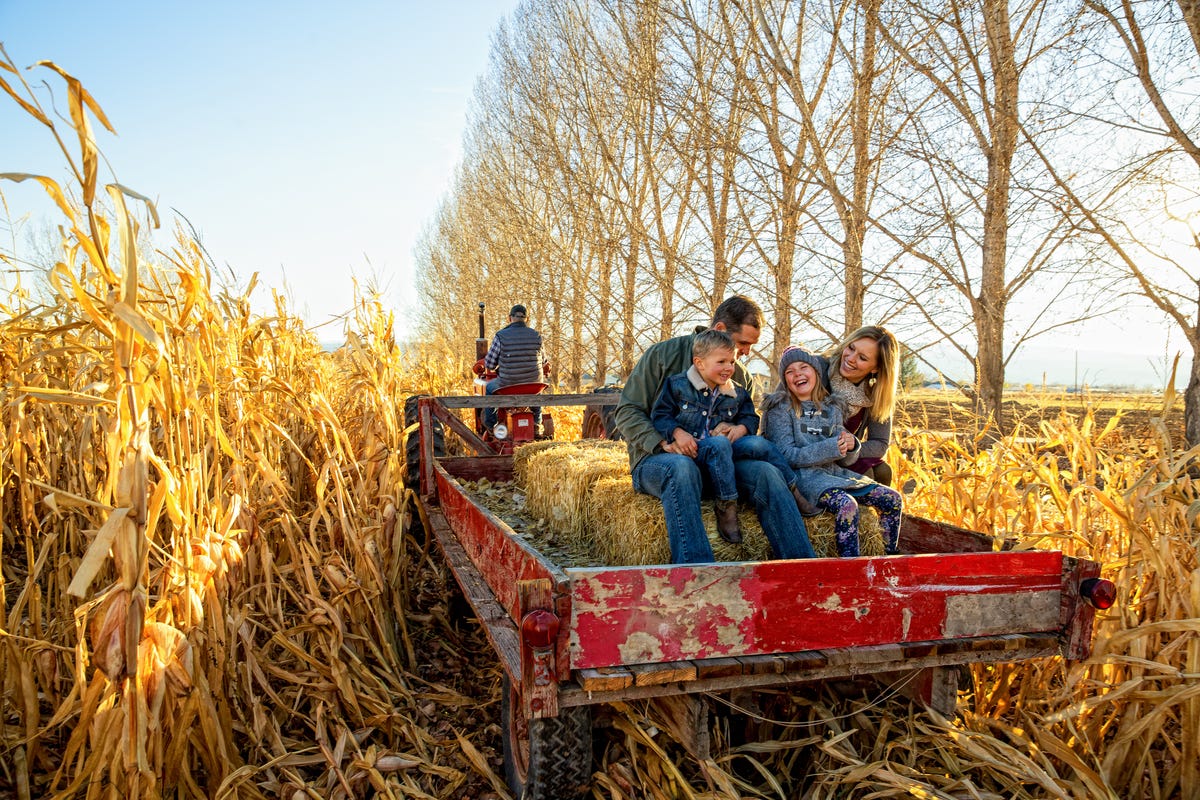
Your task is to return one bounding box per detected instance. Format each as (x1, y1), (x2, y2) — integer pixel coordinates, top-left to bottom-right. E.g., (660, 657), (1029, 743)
(475, 302), (488, 361)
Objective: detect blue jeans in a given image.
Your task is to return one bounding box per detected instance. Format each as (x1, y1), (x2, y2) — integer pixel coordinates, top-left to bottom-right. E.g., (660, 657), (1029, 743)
(729, 435), (798, 490)
(695, 435), (796, 501)
(633, 448), (815, 564)
(484, 377), (541, 430)
(695, 436), (738, 500)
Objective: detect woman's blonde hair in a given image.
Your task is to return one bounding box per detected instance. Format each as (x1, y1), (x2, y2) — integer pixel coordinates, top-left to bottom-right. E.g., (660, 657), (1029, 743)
(827, 326), (899, 423)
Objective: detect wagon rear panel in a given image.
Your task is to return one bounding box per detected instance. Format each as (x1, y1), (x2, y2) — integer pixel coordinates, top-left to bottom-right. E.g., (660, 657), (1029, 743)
(567, 551), (1064, 670)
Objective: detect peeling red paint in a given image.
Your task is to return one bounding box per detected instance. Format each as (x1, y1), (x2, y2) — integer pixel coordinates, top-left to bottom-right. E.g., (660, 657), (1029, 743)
(566, 552), (1064, 670)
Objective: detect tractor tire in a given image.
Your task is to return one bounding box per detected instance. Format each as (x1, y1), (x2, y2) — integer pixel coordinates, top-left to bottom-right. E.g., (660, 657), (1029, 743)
(501, 673), (593, 799)
(582, 385), (623, 441)
(403, 395), (445, 488)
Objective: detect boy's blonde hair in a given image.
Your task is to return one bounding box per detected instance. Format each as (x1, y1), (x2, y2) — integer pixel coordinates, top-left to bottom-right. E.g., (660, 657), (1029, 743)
(693, 329), (736, 360)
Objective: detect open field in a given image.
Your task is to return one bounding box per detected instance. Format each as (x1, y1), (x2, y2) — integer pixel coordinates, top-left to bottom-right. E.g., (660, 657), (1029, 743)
(898, 388), (1187, 445)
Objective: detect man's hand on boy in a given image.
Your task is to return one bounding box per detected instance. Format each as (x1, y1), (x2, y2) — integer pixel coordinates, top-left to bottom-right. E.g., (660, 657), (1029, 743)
(667, 429), (698, 457)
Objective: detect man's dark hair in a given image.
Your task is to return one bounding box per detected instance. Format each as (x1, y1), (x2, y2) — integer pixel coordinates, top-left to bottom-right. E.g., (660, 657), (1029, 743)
(711, 295), (762, 331)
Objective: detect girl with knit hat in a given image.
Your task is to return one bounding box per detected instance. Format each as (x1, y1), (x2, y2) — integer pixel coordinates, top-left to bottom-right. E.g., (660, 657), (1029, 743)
(760, 346), (903, 557)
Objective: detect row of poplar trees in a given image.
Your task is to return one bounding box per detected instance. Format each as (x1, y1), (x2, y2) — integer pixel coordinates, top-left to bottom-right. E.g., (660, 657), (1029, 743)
(415, 0), (1200, 445)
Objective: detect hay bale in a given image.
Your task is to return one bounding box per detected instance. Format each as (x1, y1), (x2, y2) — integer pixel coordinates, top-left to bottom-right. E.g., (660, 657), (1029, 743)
(511, 439), (569, 484)
(584, 476), (773, 565)
(516, 439), (888, 564)
(520, 441), (628, 537)
(803, 508), (885, 558)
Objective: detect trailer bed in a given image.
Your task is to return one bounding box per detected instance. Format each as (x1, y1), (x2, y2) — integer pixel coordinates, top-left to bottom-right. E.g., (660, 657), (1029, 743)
(407, 391), (1108, 797)
(424, 448), (1099, 703)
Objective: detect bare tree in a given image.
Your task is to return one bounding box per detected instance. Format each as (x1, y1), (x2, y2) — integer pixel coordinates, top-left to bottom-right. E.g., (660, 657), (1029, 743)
(1042, 0), (1200, 447)
(868, 0), (1119, 427)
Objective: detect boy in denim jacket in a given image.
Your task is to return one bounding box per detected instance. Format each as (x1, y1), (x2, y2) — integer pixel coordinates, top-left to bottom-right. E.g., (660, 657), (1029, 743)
(651, 330), (805, 543)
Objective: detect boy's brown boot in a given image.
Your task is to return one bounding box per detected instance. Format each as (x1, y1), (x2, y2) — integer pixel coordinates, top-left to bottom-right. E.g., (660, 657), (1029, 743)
(714, 500), (742, 544)
(792, 486), (820, 517)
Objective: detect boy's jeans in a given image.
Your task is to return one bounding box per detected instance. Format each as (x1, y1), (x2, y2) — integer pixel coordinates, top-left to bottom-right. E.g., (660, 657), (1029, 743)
(695, 434), (794, 500)
(632, 441), (815, 564)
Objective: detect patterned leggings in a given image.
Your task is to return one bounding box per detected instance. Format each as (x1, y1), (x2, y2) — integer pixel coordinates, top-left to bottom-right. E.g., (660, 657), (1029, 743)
(817, 485), (903, 557)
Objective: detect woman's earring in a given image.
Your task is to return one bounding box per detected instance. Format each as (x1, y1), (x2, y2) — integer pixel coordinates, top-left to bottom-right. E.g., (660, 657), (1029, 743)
(868, 374), (877, 387)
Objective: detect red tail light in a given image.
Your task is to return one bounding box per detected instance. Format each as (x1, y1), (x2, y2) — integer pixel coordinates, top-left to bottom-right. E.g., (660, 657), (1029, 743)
(521, 609), (559, 649)
(1080, 578), (1116, 610)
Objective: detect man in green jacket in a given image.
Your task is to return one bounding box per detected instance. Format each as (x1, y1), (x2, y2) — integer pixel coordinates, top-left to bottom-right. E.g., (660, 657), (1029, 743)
(613, 295), (816, 564)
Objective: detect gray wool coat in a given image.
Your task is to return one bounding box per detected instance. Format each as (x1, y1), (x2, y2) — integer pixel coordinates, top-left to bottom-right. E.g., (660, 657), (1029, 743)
(760, 391), (876, 503)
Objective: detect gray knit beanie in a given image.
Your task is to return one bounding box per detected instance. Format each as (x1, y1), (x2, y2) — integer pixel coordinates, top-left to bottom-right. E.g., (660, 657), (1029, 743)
(778, 346), (823, 380)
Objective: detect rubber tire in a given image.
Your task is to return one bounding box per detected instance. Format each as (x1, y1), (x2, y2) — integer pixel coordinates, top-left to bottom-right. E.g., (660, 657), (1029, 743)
(403, 395), (445, 487)
(582, 385), (623, 441)
(500, 673), (593, 799)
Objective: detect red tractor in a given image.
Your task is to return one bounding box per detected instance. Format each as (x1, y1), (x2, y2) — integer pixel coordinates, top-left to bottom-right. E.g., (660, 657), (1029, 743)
(472, 303), (553, 454)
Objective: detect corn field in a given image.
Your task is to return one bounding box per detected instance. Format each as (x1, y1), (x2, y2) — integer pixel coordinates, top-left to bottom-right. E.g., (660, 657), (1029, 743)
(3, 55), (1199, 800)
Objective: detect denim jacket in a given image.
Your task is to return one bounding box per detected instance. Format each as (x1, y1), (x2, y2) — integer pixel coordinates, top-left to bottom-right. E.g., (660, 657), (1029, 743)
(651, 366), (759, 443)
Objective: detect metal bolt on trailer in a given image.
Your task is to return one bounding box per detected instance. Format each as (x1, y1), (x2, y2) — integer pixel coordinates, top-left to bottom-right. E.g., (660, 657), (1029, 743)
(401, 393), (1114, 799)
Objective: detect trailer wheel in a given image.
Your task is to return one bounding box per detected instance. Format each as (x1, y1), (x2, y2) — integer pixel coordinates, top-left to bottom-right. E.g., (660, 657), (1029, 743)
(501, 674), (592, 799)
(403, 395), (445, 487)
(582, 386), (622, 441)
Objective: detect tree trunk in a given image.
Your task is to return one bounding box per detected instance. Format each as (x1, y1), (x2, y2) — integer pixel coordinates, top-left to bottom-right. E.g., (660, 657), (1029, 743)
(1186, 340), (1199, 448)
(621, 238), (639, 379)
(844, 0), (878, 334)
(976, 0), (1020, 431)
(594, 242), (612, 389)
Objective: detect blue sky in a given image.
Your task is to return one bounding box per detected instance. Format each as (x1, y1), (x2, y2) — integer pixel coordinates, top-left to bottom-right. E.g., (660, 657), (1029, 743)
(2, 0), (518, 333)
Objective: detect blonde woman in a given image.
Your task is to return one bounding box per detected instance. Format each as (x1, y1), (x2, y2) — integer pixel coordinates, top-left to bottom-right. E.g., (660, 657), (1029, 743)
(820, 326), (900, 486)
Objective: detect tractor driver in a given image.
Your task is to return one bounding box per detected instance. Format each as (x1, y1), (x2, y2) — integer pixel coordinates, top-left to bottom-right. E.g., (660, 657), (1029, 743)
(483, 304), (548, 432)
(613, 295), (817, 564)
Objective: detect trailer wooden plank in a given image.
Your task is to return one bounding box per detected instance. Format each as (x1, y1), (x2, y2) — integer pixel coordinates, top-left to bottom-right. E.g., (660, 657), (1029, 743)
(1060, 556), (1103, 659)
(630, 660), (697, 686)
(439, 455), (514, 483)
(435, 393), (618, 409)
(577, 667), (635, 692)
(430, 401), (493, 454)
(567, 552), (1065, 670)
(901, 516), (1012, 553)
(739, 655), (784, 676)
(558, 632), (1059, 707)
(770, 650), (829, 673)
(695, 657), (744, 680)
(428, 510), (521, 680)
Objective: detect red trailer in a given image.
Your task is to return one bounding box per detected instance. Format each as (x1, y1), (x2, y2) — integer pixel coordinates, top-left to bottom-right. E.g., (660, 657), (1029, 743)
(404, 393), (1114, 799)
